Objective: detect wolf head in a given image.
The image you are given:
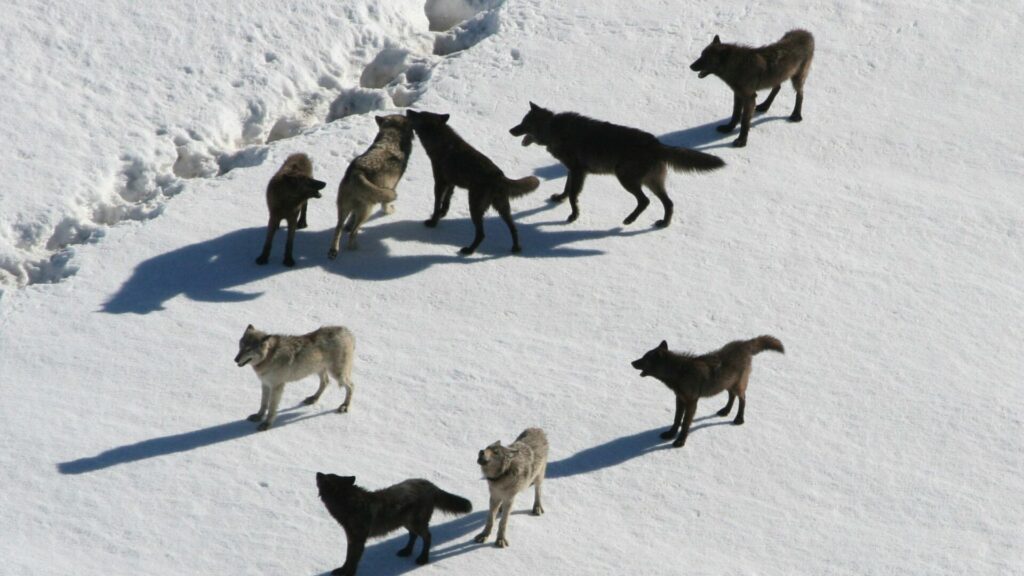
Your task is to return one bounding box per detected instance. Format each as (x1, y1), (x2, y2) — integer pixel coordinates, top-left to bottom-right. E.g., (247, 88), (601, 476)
(689, 35), (726, 79)
(477, 441), (518, 479)
(406, 109), (450, 131)
(375, 114), (413, 139)
(234, 324), (271, 368)
(281, 175), (326, 201)
(509, 101), (554, 147)
(631, 340), (671, 377)
(316, 472), (356, 496)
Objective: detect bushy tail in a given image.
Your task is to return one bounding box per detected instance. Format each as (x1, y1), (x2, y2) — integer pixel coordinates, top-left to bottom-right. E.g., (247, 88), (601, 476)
(434, 490), (473, 515)
(502, 175), (541, 198)
(749, 335), (785, 355)
(661, 146), (725, 173)
(344, 172), (398, 203)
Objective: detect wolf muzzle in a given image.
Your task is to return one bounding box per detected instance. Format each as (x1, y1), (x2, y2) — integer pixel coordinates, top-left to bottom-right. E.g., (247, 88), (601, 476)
(234, 354), (250, 367)
(509, 124), (535, 146)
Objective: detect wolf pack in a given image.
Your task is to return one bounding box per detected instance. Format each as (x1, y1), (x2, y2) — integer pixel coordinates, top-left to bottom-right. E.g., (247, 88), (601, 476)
(234, 29), (812, 575)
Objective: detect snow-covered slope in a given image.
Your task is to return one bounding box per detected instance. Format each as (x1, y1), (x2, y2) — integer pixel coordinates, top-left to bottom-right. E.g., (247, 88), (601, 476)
(1, 1), (1021, 574)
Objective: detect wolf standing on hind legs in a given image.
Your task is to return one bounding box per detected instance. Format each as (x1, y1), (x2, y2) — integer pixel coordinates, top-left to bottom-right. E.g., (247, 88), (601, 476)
(690, 29), (814, 147)
(234, 324), (355, 431)
(475, 427), (549, 548)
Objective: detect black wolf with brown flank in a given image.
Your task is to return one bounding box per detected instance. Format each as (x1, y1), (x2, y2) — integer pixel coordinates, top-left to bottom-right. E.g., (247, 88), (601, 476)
(631, 336), (784, 448)
(509, 103), (724, 226)
(690, 29), (814, 148)
(406, 109), (540, 254)
(255, 153), (326, 266)
(316, 473), (472, 575)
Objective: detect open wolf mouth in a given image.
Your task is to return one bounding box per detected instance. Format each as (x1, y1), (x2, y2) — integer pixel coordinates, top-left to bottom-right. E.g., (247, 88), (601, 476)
(697, 70), (710, 78)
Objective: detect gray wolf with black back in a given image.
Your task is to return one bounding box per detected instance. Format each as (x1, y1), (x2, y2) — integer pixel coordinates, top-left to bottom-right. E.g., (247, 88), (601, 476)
(690, 29), (814, 147)
(631, 336), (784, 447)
(256, 153), (326, 266)
(509, 103), (725, 226)
(407, 109), (540, 254)
(316, 473), (472, 575)
(475, 427), (548, 548)
(328, 115), (414, 257)
(234, 324), (355, 431)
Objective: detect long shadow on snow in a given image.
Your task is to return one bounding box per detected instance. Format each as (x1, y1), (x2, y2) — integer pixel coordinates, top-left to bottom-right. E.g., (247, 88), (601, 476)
(56, 406), (327, 475)
(102, 203), (650, 314)
(531, 115), (789, 179)
(312, 511), (489, 576)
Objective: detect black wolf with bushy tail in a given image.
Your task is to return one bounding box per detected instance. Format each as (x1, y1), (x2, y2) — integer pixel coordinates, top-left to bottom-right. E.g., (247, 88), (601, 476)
(509, 103), (724, 226)
(407, 110), (540, 254)
(690, 29), (814, 147)
(316, 473), (472, 575)
(631, 335), (784, 448)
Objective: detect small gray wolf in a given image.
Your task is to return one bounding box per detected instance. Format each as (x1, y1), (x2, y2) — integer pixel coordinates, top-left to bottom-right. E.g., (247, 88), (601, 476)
(631, 336), (784, 447)
(328, 115), (414, 258)
(256, 153), (327, 266)
(689, 29), (815, 147)
(509, 103), (724, 226)
(234, 324), (355, 431)
(474, 427), (549, 548)
(406, 109), (540, 254)
(316, 473), (472, 575)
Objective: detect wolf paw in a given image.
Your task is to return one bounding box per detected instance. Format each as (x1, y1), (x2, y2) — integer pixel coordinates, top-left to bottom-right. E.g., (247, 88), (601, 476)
(496, 537), (509, 548)
(396, 547), (413, 557)
(283, 256), (296, 267)
(296, 221), (308, 230)
(788, 114), (803, 123)
(415, 556), (430, 565)
(258, 422), (271, 431)
(732, 138), (747, 148)
(247, 413), (263, 422)
(382, 202), (396, 215)
(459, 246), (476, 255)
(302, 395), (319, 405)
(716, 124), (735, 133)
(532, 504), (544, 515)
(327, 249), (339, 260)
(566, 212), (579, 223)
(716, 407), (731, 417)
(548, 193), (567, 203)
(337, 404), (349, 413)
(732, 417), (744, 425)
(424, 218), (439, 228)
(473, 533), (489, 543)
(511, 245), (522, 254)
(660, 429), (677, 440)
(671, 438), (686, 448)
(654, 219), (670, 228)
(255, 255), (269, 265)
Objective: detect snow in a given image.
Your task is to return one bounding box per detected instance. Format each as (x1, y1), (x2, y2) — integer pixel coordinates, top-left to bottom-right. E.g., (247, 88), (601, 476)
(1, 0), (1022, 575)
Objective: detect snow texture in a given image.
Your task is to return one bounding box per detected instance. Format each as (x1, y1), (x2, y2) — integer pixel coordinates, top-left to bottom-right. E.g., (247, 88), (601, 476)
(1, 1), (1022, 575)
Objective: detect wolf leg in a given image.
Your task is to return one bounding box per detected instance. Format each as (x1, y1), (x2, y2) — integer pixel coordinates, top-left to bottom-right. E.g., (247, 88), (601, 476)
(790, 66), (807, 122)
(415, 525), (432, 565)
(460, 193), (488, 255)
(717, 390), (735, 416)
(672, 398), (699, 447)
(474, 496), (501, 542)
(494, 496), (516, 548)
(532, 465), (546, 515)
(734, 94), (756, 147)
(397, 531), (417, 557)
(297, 201), (309, 229)
(248, 383), (270, 422)
(616, 168), (650, 225)
(494, 196), (521, 253)
(425, 180), (452, 227)
(661, 395), (684, 439)
(328, 203), (352, 259)
(259, 384), (285, 431)
(336, 374), (353, 413)
(756, 86), (781, 113)
(304, 371), (329, 405)
(346, 205), (375, 250)
(339, 536), (366, 576)
(717, 94), (741, 133)
(256, 219), (279, 265)
(645, 170), (673, 228)
(282, 216), (298, 267)
(790, 90), (804, 122)
(440, 185), (455, 218)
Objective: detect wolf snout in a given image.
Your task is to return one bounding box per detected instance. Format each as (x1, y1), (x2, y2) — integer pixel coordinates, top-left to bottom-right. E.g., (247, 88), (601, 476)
(235, 354), (249, 367)
(509, 124), (524, 136)
(477, 451), (488, 465)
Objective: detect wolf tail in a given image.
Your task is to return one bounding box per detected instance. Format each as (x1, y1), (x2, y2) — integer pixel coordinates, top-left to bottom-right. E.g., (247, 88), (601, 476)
(501, 175), (541, 198)
(661, 146), (725, 173)
(345, 172), (398, 203)
(749, 335), (785, 355)
(434, 489), (473, 515)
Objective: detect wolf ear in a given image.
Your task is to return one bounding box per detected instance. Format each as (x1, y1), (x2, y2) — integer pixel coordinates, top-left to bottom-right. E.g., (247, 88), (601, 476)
(657, 340), (668, 352)
(343, 476), (356, 485)
(438, 113), (450, 124)
(375, 116), (385, 127)
(712, 35), (721, 45)
(246, 324), (254, 331)
(529, 101), (540, 111)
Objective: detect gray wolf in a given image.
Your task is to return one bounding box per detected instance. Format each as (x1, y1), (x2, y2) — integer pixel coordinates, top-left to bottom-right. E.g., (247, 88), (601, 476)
(328, 115), (414, 258)
(474, 427), (549, 548)
(631, 336), (784, 447)
(406, 109), (540, 254)
(509, 103), (725, 226)
(256, 153), (327, 266)
(234, 324), (355, 431)
(689, 30), (814, 147)
(316, 473), (472, 575)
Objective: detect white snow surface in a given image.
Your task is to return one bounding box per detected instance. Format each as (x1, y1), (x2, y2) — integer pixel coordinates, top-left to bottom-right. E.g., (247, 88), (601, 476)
(1, 0), (1022, 574)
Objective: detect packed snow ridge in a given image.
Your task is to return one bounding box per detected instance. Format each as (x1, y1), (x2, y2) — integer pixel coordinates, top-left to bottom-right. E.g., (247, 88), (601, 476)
(0, 0), (505, 289)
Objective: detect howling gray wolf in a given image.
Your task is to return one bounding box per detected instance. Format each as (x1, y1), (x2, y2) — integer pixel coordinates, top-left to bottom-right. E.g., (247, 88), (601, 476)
(256, 153), (326, 266)
(234, 324), (355, 431)
(316, 473), (472, 575)
(328, 115), (414, 258)
(689, 29), (814, 147)
(406, 109), (540, 254)
(509, 103), (725, 226)
(631, 336), (784, 447)
(475, 427), (549, 548)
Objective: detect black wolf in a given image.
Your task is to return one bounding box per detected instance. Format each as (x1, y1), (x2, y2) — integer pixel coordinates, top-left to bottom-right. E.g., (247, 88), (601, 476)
(406, 110), (540, 254)
(631, 336), (784, 447)
(255, 153), (326, 266)
(509, 103), (724, 226)
(316, 473), (472, 575)
(690, 29), (814, 147)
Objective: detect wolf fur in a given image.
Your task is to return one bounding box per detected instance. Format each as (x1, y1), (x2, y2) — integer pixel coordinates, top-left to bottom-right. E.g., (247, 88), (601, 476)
(234, 324), (355, 431)
(631, 336), (784, 447)
(509, 103), (725, 226)
(690, 29), (815, 147)
(328, 115), (414, 257)
(406, 109), (540, 254)
(256, 153), (327, 267)
(316, 473), (472, 575)
(474, 427), (549, 548)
